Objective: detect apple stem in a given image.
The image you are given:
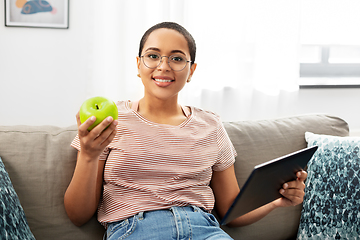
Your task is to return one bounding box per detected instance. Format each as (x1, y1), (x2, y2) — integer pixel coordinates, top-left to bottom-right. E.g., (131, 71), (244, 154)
(95, 104), (99, 110)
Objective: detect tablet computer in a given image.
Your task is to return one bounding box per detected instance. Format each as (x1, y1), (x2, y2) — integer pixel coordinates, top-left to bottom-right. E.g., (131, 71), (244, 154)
(220, 145), (318, 225)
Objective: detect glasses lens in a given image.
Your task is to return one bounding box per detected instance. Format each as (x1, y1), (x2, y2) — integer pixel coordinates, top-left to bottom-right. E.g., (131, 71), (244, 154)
(168, 54), (187, 71)
(142, 52), (189, 71)
(143, 52), (161, 69)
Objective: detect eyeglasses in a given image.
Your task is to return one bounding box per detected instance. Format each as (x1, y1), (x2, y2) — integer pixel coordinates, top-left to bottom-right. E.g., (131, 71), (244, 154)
(140, 52), (192, 71)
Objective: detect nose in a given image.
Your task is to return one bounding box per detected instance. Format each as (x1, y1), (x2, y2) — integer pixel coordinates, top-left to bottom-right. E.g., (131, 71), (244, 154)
(157, 56), (171, 71)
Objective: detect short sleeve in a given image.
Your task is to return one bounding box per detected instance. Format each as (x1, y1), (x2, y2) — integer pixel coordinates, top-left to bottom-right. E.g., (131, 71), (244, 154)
(213, 120), (237, 172)
(70, 134), (110, 161)
(70, 134), (81, 151)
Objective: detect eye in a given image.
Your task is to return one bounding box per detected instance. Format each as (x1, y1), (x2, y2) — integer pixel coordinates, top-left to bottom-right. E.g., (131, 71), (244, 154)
(170, 55), (185, 63)
(145, 53), (160, 60)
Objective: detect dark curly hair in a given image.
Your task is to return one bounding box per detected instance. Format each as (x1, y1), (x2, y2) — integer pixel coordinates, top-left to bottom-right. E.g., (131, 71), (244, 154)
(138, 22), (196, 65)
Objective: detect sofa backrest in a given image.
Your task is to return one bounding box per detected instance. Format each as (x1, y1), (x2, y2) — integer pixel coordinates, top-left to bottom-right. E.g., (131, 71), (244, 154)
(0, 125), (104, 240)
(221, 114), (349, 240)
(0, 114), (349, 240)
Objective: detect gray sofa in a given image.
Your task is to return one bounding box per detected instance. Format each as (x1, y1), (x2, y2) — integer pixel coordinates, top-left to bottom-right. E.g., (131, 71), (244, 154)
(0, 114), (349, 240)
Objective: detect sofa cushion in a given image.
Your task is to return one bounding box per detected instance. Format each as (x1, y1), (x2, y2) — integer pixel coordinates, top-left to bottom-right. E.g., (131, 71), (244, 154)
(0, 156), (35, 240)
(221, 114), (349, 240)
(297, 132), (360, 239)
(0, 126), (105, 240)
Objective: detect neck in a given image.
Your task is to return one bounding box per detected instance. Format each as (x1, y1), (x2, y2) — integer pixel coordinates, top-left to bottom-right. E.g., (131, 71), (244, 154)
(138, 97), (181, 116)
(136, 97), (187, 126)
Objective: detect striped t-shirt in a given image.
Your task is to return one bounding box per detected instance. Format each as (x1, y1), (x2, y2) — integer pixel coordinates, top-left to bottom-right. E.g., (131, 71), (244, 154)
(71, 100), (237, 225)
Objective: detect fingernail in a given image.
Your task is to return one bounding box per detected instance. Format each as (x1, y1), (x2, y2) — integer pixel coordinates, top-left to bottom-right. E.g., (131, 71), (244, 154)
(107, 116), (113, 122)
(113, 120), (118, 125)
(280, 189), (285, 194)
(283, 183), (288, 189)
(90, 116), (96, 121)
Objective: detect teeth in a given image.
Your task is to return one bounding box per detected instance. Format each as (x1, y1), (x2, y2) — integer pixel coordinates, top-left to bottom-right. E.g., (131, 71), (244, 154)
(154, 78), (173, 83)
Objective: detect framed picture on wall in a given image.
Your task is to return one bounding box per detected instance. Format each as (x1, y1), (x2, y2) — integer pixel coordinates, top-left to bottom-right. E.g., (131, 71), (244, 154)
(5, 0), (69, 29)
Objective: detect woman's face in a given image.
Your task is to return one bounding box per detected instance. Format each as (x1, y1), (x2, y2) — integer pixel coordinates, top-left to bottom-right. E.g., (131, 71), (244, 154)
(137, 28), (196, 101)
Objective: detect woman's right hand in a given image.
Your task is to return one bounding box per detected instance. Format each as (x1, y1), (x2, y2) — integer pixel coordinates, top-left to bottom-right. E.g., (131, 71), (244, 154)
(76, 112), (118, 160)
(64, 112), (118, 226)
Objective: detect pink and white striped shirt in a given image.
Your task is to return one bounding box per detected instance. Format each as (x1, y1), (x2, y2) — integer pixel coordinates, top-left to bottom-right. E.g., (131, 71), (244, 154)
(71, 100), (236, 225)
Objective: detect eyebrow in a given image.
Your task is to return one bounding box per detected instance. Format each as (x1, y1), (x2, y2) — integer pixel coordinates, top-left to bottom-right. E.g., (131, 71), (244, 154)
(144, 47), (187, 56)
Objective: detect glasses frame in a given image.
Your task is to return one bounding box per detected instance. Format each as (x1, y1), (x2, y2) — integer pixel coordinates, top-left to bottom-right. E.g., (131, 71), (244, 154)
(140, 52), (192, 72)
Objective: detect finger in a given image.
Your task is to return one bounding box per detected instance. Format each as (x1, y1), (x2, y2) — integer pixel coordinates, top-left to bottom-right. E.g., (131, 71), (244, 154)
(282, 180), (305, 191)
(279, 188), (304, 205)
(90, 116), (115, 139)
(98, 120), (118, 147)
(280, 187), (303, 197)
(296, 170), (308, 182)
(76, 112), (81, 128)
(97, 119), (117, 141)
(79, 116), (97, 136)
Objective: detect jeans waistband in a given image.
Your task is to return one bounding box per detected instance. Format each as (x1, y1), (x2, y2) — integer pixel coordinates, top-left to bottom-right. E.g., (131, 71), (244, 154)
(133, 205), (206, 217)
(104, 205), (231, 240)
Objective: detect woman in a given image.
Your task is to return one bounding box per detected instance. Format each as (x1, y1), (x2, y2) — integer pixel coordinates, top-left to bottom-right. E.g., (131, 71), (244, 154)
(64, 22), (307, 240)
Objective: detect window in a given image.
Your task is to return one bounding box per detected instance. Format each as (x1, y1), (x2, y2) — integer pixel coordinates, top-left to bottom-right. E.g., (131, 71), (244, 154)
(300, 45), (360, 77)
(298, 0), (360, 88)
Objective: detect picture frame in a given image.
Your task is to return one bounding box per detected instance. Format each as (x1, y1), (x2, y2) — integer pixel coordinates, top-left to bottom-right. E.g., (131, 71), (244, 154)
(5, 0), (69, 29)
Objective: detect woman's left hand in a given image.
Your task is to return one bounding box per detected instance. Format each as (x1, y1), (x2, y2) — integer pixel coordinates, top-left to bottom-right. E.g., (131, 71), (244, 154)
(273, 170), (307, 208)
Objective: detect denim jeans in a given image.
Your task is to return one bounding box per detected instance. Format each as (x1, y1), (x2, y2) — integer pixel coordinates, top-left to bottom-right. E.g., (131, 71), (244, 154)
(104, 206), (233, 240)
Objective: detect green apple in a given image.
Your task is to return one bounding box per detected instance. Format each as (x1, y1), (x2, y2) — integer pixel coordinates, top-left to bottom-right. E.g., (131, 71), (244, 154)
(79, 96), (118, 131)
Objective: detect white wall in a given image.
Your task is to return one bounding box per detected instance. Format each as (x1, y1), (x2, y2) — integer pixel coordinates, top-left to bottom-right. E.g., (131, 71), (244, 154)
(1, 1), (360, 132)
(0, 1), (95, 127)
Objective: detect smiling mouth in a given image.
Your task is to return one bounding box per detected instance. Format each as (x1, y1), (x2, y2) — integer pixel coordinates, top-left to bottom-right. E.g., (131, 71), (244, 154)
(153, 78), (174, 83)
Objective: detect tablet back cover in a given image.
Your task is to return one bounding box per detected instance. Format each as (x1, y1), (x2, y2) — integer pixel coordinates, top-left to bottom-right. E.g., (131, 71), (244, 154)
(221, 146), (318, 225)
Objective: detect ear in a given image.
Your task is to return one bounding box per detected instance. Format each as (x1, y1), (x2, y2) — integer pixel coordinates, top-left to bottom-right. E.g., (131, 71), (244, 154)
(188, 63), (197, 79)
(136, 56), (141, 73)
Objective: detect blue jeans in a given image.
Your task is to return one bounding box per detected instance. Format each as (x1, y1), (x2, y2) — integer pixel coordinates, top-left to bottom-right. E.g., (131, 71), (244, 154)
(104, 206), (233, 240)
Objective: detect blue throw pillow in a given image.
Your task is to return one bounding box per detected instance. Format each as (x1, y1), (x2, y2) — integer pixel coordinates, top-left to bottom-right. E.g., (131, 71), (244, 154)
(0, 157), (35, 240)
(297, 132), (360, 239)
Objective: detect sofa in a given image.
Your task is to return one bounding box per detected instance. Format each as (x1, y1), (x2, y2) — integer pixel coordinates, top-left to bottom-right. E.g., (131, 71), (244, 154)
(0, 114), (352, 240)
